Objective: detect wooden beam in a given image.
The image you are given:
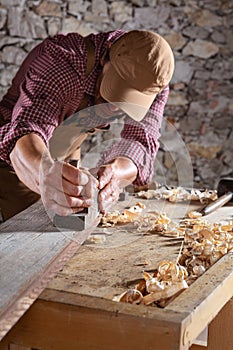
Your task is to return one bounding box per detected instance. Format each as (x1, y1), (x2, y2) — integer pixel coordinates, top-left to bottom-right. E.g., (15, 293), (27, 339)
(0, 296), (183, 350)
(0, 201), (95, 340)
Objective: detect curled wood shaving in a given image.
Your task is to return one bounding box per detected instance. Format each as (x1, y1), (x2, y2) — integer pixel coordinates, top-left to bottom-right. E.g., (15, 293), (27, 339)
(137, 187), (217, 203)
(114, 260), (189, 306)
(100, 202), (146, 227)
(188, 211), (203, 219)
(142, 280), (188, 306)
(111, 207), (233, 307)
(113, 289), (143, 304)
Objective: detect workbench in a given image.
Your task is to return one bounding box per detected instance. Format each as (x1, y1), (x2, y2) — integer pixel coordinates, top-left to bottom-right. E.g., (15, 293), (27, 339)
(0, 195), (232, 350)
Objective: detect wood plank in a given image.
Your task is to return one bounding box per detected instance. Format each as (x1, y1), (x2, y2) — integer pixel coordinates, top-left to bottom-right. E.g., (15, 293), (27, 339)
(2, 295), (233, 350)
(47, 229), (182, 300)
(0, 295), (184, 350)
(0, 200), (96, 341)
(45, 198), (233, 300)
(42, 198), (233, 348)
(1, 196), (232, 349)
(45, 198), (203, 300)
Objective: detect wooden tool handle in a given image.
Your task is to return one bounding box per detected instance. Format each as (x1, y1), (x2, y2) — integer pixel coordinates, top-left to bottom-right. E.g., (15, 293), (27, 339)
(201, 192), (233, 216)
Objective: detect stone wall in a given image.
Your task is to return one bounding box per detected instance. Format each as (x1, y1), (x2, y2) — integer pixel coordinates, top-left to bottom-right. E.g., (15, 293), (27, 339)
(0, 0), (232, 189)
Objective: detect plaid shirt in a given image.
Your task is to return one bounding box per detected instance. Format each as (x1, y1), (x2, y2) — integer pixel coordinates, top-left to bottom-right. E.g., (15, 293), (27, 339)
(0, 30), (169, 186)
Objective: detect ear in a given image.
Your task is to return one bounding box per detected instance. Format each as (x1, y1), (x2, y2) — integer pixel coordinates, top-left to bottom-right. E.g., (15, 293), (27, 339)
(100, 42), (112, 66)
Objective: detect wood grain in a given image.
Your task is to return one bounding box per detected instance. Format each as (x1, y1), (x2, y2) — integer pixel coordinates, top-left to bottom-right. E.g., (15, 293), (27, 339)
(0, 296), (183, 350)
(0, 200), (94, 340)
(0, 196), (232, 349)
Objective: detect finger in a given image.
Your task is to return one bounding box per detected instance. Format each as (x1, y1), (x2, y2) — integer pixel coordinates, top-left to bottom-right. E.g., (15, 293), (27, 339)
(49, 185), (93, 209)
(85, 177), (99, 199)
(48, 200), (90, 216)
(100, 179), (120, 199)
(42, 171), (84, 199)
(62, 178), (84, 197)
(97, 165), (113, 189)
(40, 162), (86, 191)
(48, 200), (74, 216)
(62, 168), (98, 198)
(98, 191), (118, 214)
(62, 163), (90, 186)
(98, 183), (119, 214)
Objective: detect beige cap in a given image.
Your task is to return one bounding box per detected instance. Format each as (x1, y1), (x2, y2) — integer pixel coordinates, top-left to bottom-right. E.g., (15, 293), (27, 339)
(100, 30), (174, 121)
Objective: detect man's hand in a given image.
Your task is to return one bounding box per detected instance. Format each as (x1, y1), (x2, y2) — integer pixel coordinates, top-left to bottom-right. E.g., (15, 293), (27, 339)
(10, 133), (98, 216)
(96, 164), (122, 214)
(93, 157), (137, 214)
(39, 154), (98, 216)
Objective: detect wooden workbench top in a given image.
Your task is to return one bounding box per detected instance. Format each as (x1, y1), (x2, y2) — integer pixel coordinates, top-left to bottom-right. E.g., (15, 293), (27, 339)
(0, 194), (232, 349)
(45, 196), (233, 299)
(41, 196), (233, 349)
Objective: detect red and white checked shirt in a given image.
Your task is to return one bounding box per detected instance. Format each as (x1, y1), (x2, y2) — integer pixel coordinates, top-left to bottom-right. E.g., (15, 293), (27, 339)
(0, 30), (169, 186)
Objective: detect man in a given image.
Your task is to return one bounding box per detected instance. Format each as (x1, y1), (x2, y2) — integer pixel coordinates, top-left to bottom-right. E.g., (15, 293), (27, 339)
(0, 29), (174, 221)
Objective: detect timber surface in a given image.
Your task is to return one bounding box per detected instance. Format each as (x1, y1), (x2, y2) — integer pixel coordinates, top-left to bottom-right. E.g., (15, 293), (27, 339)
(42, 196), (233, 348)
(0, 200), (96, 340)
(0, 195), (233, 349)
(46, 196), (233, 299)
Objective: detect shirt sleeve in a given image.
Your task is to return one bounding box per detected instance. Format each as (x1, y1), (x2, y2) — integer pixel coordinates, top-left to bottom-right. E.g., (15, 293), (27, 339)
(0, 38), (83, 163)
(0, 69), (61, 162)
(97, 86), (170, 186)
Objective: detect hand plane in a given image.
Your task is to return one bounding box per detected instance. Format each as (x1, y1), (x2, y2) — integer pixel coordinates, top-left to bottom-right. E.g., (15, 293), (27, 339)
(53, 159), (99, 231)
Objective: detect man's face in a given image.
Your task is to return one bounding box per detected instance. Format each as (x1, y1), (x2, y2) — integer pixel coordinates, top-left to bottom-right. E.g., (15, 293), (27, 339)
(94, 62), (124, 119)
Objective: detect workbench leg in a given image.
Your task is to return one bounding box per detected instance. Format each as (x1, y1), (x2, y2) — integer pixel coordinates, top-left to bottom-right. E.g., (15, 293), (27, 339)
(190, 297), (233, 350)
(207, 296), (233, 350)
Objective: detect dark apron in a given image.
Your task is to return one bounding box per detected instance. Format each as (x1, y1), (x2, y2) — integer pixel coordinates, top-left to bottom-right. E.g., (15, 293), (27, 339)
(0, 114), (40, 221)
(0, 158), (40, 221)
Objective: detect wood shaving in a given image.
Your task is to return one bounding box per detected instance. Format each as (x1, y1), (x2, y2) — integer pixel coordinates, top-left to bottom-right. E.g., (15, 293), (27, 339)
(137, 187), (217, 203)
(188, 210), (203, 219)
(86, 234), (106, 244)
(111, 204), (233, 307)
(100, 202), (146, 227)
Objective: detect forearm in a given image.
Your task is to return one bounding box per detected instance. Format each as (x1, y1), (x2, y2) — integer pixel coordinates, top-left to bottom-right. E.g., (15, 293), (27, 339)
(9, 133), (50, 194)
(97, 136), (158, 186)
(9, 133), (98, 216)
(98, 87), (169, 186)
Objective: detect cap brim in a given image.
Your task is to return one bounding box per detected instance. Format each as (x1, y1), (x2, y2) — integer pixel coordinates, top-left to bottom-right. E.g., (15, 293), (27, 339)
(100, 63), (156, 122)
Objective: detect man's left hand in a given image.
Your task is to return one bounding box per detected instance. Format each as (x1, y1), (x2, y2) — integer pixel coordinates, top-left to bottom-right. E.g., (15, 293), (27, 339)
(92, 157), (137, 214)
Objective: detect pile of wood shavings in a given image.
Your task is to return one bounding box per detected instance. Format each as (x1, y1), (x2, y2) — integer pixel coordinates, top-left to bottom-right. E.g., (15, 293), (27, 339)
(101, 203), (185, 237)
(113, 259), (189, 307)
(180, 218), (233, 275)
(108, 206), (233, 307)
(137, 187), (217, 203)
(100, 202), (146, 227)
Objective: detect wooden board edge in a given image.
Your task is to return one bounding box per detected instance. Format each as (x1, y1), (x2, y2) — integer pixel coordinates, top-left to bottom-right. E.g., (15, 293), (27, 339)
(40, 287), (188, 325)
(0, 240), (80, 341)
(0, 296), (184, 350)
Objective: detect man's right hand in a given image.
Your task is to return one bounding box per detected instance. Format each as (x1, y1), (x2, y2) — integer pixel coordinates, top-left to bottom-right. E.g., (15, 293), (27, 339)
(10, 133), (98, 217)
(39, 155), (98, 216)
